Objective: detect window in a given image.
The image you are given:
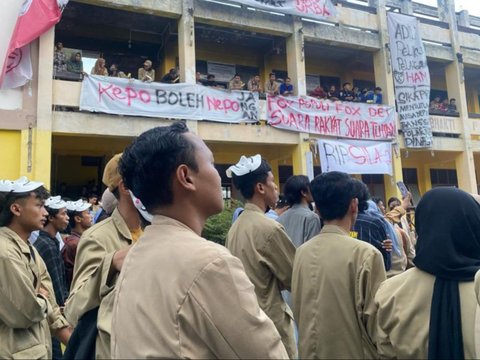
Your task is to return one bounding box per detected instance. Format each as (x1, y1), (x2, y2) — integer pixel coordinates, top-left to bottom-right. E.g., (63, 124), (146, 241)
(430, 169), (458, 187)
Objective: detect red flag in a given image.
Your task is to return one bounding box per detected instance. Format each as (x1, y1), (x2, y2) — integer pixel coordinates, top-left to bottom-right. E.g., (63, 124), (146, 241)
(8, 0), (63, 55)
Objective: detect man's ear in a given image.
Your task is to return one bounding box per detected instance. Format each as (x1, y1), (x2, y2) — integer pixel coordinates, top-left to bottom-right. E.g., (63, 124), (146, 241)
(118, 180), (130, 197)
(255, 182), (265, 196)
(175, 164), (196, 192)
(9, 202), (22, 217)
(350, 198), (359, 215)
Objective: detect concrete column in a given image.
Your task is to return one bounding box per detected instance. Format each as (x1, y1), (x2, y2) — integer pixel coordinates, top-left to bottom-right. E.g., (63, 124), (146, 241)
(178, 0), (196, 83)
(292, 133), (309, 175)
(270, 159), (280, 187)
(458, 10), (470, 27)
(399, 0), (413, 15)
(373, 0), (404, 199)
(286, 16), (306, 96)
(21, 28), (55, 187)
(440, 0), (477, 193)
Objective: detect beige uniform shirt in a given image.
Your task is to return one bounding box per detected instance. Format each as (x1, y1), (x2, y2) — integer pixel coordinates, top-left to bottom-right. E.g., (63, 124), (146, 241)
(226, 203), (297, 359)
(65, 208), (132, 359)
(0, 227), (69, 359)
(265, 80), (279, 95)
(292, 225), (386, 359)
(138, 68), (155, 82)
(111, 215), (288, 359)
(373, 267), (478, 359)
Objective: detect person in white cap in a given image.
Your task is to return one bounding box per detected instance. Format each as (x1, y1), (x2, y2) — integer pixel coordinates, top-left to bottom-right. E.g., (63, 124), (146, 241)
(33, 195), (70, 360)
(226, 154), (297, 359)
(0, 177), (71, 359)
(62, 199), (92, 290)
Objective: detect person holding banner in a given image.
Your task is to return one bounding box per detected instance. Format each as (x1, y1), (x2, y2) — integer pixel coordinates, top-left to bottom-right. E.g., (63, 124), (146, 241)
(138, 59), (155, 82)
(292, 171), (386, 359)
(226, 154), (297, 359)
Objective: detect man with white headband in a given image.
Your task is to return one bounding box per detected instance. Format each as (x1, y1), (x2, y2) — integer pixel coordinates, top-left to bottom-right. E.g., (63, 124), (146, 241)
(0, 177), (71, 358)
(226, 154), (297, 359)
(33, 195), (70, 360)
(62, 199), (92, 289)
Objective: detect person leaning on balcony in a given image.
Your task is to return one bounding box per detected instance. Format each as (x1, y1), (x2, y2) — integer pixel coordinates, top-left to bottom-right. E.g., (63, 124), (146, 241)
(66, 52), (83, 75)
(228, 73), (245, 91)
(265, 72), (280, 96)
(138, 59), (155, 82)
(248, 75), (263, 93)
(310, 85), (327, 99)
(91, 57), (108, 76)
(109, 64), (129, 79)
(53, 42), (67, 74)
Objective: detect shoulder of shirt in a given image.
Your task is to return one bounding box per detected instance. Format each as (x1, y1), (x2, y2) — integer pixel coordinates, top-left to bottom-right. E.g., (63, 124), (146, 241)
(80, 216), (117, 240)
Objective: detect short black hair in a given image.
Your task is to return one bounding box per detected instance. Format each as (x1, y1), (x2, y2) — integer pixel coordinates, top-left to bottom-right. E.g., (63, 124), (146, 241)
(269, 72), (276, 77)
(310, 172), (356, 221)
(0, 186), (50, 227)
(343, 82), (351, 87)
(284, 175), (310, 206)
(353, 179), (370, 212)
(207, 74), (215, 80)
(44, 206), (61, 226)
(371, 196), (384, 206)
(387, 197), (400, 208)
(120, 122), (198, 212)
(375, 87), (382, 91)
(67, 210), (82, 230)
(232, 159), (272, 200)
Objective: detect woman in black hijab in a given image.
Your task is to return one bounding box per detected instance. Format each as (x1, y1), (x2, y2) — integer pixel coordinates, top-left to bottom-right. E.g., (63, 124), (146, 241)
(372, 187), (480, 359)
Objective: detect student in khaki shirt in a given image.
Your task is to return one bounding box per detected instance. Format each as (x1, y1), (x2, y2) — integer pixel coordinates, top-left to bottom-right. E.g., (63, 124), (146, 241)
(226, 154), (297, 359)
(292, 172), (386, 359)
(373, 188), (480, 359)
(111, 122), (288, 358)
(64, 154), (144, 359)
(0, 177), (71, 359)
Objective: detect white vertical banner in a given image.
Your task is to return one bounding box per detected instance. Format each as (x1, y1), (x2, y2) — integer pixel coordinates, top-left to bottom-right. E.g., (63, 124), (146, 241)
(1, 44), (32, 89)
(318, 139), (393, 175)
(387, 12), (433, 148)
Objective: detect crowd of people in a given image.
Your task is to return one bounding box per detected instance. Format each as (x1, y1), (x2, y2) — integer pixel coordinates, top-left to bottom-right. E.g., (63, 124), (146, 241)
(1, 122), (479, 359)
(430, 95), (458, 114)
(54, 42), (387, 103)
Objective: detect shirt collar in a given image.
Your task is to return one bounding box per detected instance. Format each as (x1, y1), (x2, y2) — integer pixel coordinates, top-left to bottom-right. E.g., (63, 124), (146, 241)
(0, 226), (34, 255)
(320, 224), (350, 237)
(244, 203), (266, 214)
(151, 215), (197, 234)
(111, 208), (134, 242)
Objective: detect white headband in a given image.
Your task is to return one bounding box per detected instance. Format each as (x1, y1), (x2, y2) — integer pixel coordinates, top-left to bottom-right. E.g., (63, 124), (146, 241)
(226, 154), (262, 178)
(129, 191), (153, 223)
(0, 176), (44, 193)
(45, 196), (67, 210)
(66, 199), (92, 212)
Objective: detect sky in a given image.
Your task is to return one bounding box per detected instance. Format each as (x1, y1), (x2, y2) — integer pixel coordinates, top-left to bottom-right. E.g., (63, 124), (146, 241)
(415, 0), (480, 17)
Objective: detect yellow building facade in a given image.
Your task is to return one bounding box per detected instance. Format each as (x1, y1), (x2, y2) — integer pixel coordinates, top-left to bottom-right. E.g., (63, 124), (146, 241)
(1, 0), (480, 202)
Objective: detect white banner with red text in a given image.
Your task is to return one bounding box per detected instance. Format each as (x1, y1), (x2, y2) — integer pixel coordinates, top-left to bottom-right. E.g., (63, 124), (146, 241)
(267, 95), (397, 141)
(318, 138), (393, 175)
(80, 75), (259, 123)
(228, 0), (336, 20)
(388, 12), (432, 148)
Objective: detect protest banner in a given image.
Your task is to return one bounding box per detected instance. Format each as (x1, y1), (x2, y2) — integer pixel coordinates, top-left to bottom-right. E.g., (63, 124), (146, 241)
(228, 0), (336, 20)
(388, 12), (433, 148)
(318, 138), (393, 175)
(266, 95), (396, 141)
(80, 75), (259, 123)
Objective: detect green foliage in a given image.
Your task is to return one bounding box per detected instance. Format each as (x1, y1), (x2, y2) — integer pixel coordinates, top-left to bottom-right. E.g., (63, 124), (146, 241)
(202, 199), (243, 246)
